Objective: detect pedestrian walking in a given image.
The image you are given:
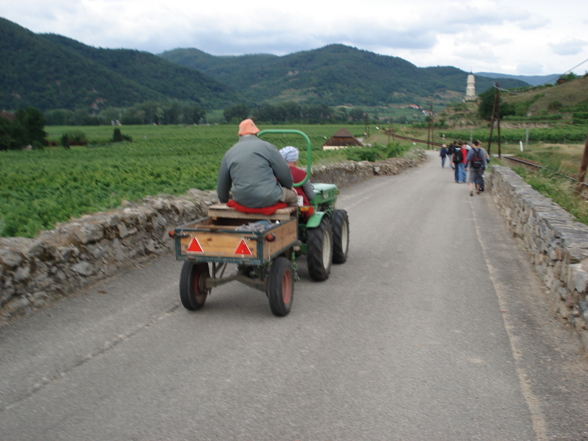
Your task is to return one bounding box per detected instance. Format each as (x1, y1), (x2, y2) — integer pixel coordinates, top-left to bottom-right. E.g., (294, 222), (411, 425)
(447, 142), (456, 169)
(460, 143), (469, 183)
(453, 142), (467, 183)
(465, 140), (488, 196)
(439, 144), (448, 168)
(452, 142), (463, 182)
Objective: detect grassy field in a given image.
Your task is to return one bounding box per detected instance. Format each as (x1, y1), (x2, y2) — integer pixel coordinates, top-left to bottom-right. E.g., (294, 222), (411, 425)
(1, 124), (357, 238)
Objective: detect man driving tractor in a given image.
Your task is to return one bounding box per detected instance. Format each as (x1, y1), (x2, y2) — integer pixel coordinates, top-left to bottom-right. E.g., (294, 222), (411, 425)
(217, 119), (298, 208)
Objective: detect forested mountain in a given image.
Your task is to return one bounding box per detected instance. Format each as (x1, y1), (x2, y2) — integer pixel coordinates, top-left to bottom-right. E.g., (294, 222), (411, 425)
(0, 18), (241, 111)
(1, 15), (531, 113)
(159, 44), (530, 106)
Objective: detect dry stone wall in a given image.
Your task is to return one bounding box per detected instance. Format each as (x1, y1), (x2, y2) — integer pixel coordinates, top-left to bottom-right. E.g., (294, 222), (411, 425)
(489, 166), (588, 353)
(0, 151), (426, 324)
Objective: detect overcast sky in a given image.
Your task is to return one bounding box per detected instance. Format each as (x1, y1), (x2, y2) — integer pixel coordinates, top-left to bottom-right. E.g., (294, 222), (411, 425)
(2, 0), (587, 76)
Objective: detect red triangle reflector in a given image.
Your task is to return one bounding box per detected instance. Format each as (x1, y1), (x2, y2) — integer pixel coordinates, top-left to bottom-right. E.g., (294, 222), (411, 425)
(235, 239), (252, 256)
(187, 237), (204, 253)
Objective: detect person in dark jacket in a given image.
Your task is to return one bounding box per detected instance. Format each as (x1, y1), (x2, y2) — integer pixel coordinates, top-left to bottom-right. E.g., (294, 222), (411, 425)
(465, 140), (488, 196)
(439, 144), (448, 168)
(217, 119), (297, 208)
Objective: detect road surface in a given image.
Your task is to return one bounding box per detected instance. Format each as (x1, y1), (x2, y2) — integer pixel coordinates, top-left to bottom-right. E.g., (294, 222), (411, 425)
(1, 151), (587, 440)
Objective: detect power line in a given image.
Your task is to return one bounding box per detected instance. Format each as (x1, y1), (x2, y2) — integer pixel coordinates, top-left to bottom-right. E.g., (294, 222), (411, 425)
(562, 57), (588, 75)
(490, 56), (588, 95)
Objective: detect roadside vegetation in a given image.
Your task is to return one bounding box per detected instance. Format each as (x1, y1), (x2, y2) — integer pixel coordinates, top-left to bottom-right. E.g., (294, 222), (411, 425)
(507, 164), (588, 225)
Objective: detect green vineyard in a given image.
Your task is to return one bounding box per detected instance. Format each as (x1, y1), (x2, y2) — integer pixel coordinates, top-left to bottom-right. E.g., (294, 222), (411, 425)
(0, 124), (351, 238)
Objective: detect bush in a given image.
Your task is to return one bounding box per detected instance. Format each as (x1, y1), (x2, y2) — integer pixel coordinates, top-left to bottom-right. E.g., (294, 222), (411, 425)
(61, 133), (70, 149)
(513, 166), (588, 226)
(112, 128), (132, 143)
(572, 112), (588, 120)
(548, 100), (563, 112)
(61, 131), (88, 146)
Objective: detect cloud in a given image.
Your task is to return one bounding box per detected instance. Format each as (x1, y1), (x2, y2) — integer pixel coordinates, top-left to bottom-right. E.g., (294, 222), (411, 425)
(550, 39), (587, 56)
(516, 14), (550, 30)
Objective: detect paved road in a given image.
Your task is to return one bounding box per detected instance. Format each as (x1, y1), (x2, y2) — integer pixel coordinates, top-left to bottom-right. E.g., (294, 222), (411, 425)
(1, 152), (587, 440)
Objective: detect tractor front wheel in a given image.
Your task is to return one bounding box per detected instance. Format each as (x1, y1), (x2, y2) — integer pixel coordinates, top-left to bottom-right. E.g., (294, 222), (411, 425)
(331, 209), (350, 264)
(306, 219), (333, 281)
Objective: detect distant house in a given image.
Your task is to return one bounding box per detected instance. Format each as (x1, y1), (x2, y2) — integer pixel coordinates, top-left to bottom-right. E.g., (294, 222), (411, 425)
(322, 128), (364, 150)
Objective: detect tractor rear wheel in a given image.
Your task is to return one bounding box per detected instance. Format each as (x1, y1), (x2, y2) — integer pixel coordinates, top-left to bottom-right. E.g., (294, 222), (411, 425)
(331, 209), (349, 264)
(179, 262), (210, 311)
(267, 257), (294, 317)
(306, 218), (333, 281)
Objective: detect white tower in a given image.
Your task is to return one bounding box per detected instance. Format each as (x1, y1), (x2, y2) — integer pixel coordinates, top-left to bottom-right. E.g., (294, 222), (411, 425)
(465, 73), (476, 101)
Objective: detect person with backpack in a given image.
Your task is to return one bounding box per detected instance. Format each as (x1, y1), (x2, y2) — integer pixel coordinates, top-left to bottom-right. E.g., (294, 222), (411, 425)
(452, 142), (464, 183)
(447, 142), (457, 169)
(439, 144), (448, 168)
(465, 140), (488, 196)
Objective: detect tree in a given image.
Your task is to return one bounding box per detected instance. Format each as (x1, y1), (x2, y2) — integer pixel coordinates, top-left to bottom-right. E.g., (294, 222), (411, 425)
(349, 108), (366, 122)
(223, 104), (249, 123)
(558, 72), (578, 82)
(281, 102), (302, 122)
(335, 107), (348, 122)
(182, 104), (205, 124)
(0, 117), (14, 150)
(12, 107), (47, 148)
(478, 87), (515, 121)
(303, 104), (333, 124)
(0, 107), (47, 150)
(45, 109), (74, 125)
(163, 102), (181, 125)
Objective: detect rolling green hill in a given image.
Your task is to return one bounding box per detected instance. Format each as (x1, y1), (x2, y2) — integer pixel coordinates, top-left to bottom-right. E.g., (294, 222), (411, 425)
(1, 15), (531, 113)
(0, 17), (241, 111)
(159, 44), (530, 106)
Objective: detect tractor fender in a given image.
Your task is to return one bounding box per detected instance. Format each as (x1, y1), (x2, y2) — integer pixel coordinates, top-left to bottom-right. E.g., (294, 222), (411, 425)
(306, 211), (326, 229)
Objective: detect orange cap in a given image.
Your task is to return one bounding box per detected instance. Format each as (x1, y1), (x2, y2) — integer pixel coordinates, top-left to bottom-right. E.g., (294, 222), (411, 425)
(238, 119), (260, 136)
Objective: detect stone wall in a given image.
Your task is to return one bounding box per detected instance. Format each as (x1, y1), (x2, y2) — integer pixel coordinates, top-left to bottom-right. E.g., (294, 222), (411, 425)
(0, 151), (426, 324)
(489, 166), (588, 352)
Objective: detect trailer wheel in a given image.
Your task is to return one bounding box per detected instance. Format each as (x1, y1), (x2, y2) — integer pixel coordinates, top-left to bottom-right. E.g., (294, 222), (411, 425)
(306, 218), (333, 281)
(331, 209), (349, 264)
(267, 257), (294, 317)
(179, 262), (210, 311)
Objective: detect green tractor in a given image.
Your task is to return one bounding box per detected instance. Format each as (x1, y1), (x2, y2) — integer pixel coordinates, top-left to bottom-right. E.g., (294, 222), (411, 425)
(170, 129), (349, 316)
(260, 129), (349, 282)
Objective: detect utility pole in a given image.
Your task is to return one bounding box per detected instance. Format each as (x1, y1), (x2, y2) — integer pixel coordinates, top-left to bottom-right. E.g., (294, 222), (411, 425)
(497, 98), (502, 158)
(427, 103), (433, 150)
(575, 134), (588, 194)
(487, 82), (499, 157)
